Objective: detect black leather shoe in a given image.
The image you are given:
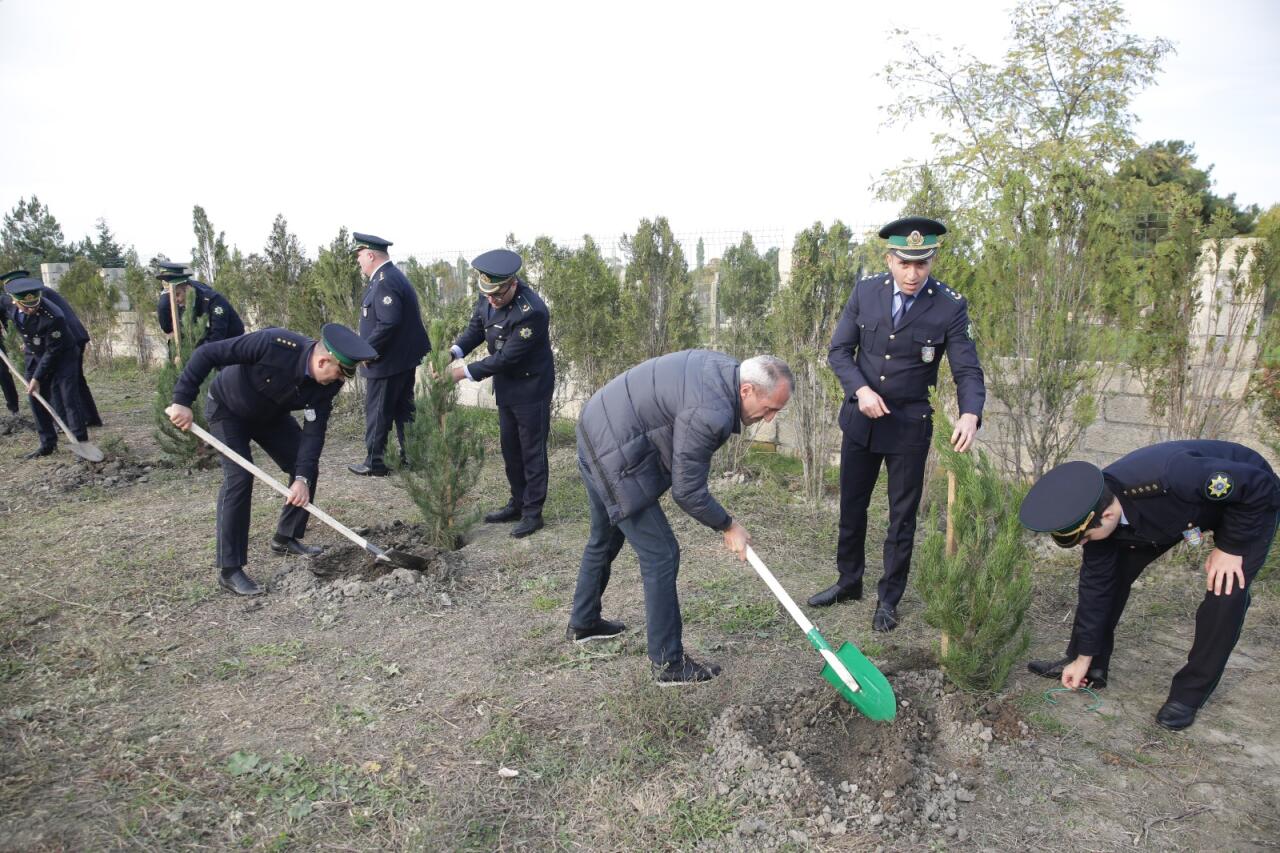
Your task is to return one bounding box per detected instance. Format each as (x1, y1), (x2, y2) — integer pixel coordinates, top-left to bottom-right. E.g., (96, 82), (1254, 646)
(1155, 700), (1197, 731)
(872, 603), (899, 632)
(348, 461), (390, 476)
(270, 535), (324, 557)
(484, 503), (522, 523)
(807, 581), (863, 608)
(511, 515), (544, 538)
(23, 445), (54, 460)
(653, 655), (722, 685)
(566, 618), (627, 644)
(1027, 657), (1108, 689)
(218, 568), (263, 596)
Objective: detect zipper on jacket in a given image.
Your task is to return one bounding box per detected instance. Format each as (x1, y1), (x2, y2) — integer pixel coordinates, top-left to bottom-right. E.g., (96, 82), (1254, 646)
(580, 428), (622, 508)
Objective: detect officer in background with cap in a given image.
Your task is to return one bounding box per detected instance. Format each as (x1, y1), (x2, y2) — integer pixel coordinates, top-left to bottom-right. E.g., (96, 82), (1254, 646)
(348, 233), (431, 476)
(1, 268), (101, 428)
(154, 262), (245, 350)
(811, 217), (986, 633)
(2, 277), (91, 458)
(166, 323), (377, 596)
(450, 249), (554, 538)
(0, 273), (22, 416)
(1020, 440), (1280, 730)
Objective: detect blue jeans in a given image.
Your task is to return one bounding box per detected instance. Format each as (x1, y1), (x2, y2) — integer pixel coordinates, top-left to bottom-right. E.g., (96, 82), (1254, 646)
(570, 457), (683, 666)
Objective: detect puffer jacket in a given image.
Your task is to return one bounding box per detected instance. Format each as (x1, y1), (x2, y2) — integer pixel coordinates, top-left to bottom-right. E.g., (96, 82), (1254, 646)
(577, 349), (741, 529)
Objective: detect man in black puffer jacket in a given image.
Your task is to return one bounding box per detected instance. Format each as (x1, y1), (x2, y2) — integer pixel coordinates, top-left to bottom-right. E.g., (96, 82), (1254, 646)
(569, 349), (793, 684)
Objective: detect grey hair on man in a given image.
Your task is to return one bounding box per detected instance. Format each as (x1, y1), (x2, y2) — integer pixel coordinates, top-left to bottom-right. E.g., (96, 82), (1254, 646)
(740, 354), (793, 395)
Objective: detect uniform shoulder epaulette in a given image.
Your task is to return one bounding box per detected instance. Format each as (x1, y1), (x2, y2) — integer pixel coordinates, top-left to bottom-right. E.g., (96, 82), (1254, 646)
(939, 283), (964, 301)
(859, 273), (889, 285)
(1120, 481), (1167, 498)
(273, 335), (300, 349)
(517, 295), (533, 314)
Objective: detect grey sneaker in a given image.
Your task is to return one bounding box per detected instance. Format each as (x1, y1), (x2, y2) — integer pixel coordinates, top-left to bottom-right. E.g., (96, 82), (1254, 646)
(653, 655), (722, 685)
(566, 618), (627, 644)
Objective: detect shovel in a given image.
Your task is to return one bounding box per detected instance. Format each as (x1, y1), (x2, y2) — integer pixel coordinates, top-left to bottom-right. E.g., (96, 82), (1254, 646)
(745, 546), (897, 722)
(187, 421), (428, 571)
(0, 348), (104, 462)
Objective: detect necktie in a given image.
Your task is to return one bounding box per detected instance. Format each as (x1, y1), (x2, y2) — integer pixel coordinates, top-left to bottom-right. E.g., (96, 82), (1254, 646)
(893, 293), (915, 328)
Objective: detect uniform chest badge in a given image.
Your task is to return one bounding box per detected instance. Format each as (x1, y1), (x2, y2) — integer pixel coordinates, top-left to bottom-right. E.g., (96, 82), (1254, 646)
(1206, 473), (1232, 500)
(920, 345), (935, 363)
(1182, 526), (1204, 547)
(32, 336), (41, 345)
(362, 306), (368, 317)
(51, 330), (61, 339)
(382, 295), (393, 305)
(303, 408), (317, 422)
(519, 327), (532, 339)
(213, 306), (224, 315)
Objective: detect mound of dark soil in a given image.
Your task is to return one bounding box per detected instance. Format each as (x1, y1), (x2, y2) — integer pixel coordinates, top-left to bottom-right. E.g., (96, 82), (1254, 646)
(0, 412), (36, 436)
(705, 669), (985, 849)
(273, 521), (462, 605)
(38, 457), (155, 492)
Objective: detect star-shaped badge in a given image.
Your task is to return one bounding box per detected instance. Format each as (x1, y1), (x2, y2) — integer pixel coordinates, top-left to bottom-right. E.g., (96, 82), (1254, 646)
(1206, 473), (1232, 500)
(382, 295), (393, 305)
(519, 327), (532, 339)
(213, 306), (224, 315)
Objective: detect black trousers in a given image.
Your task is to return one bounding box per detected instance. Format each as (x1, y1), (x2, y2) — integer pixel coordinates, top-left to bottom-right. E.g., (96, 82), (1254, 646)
(207, 396), (313, 570)
(76, 344), (101, 427)
(363, 369), (416, 466)
(1065, 516), (1277, 708)
(29, 358), (88, 448)
(835, 431), (930, 608)
(0, 345), (17, 413)
(499, 398), (551, 517)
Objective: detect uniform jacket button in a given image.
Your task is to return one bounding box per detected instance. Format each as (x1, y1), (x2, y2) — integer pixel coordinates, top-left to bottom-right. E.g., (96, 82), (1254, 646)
(889, 334), (895, 340)
(885, 354), (892, 360)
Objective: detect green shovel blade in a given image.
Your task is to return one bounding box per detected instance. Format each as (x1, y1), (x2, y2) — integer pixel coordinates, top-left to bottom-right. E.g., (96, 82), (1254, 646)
(820, 641), (898, 721)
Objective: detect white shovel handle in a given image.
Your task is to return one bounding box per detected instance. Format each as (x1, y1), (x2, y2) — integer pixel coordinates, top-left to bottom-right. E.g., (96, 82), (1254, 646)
(187, 421), (375, 554)
(0, 347), (80, 445)
(745, 545), (861, 693)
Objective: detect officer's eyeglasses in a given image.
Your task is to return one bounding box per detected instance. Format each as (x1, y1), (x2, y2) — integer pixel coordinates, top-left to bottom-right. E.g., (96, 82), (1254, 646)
(1051, 511), (1098, 548)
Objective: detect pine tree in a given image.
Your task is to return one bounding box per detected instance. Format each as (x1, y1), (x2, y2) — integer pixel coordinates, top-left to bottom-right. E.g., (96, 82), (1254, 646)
(914, 399), (1032, 692)
(395, 320), (485, 549)
(153, 297), (216, 467)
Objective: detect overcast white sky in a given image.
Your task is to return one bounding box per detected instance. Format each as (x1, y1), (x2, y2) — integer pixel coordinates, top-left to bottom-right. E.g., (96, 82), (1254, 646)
(1, 0), (1278, 264)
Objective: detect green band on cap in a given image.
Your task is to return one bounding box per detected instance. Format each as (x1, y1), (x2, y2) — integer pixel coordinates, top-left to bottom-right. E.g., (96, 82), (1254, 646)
(323, 338), (358, 368)
(887, 234), (939, 249)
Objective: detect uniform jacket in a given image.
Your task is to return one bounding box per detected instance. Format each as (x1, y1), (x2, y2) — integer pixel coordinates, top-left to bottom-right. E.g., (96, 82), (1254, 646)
(453, 280), (554, 406)
(156, 281), (245, 346)
(577, 349), (739, 530)
(1074, 440), (1280, 656)
(6, 299), (74, 384)
(829, 272), (985, 452)
(172, 328), (342, 484)
(37, 288), (91, 347)
(358, 261), (431, 378)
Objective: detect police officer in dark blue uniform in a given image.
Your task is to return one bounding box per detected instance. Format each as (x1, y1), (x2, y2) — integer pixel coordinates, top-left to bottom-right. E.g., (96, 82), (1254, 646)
(347, 233), (431, 476)
(1, 268), (101, 427)
(812, 217), (986, 632)
(1020, 441), (1280, 730)
(166, 323), (377, 596)
(2, 277), (90, 458)
(450, 249), (555, 538)
(154, 264), (245, 349)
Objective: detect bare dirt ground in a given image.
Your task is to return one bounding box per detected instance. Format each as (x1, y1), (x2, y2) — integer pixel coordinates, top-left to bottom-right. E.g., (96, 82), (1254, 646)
(1, 363), (1277, 851)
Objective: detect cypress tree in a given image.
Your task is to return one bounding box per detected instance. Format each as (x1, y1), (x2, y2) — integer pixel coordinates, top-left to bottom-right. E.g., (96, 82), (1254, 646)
(153, 295), (216, 467)
(915, 399), (1032, 692)
(395, 320), (485, 549)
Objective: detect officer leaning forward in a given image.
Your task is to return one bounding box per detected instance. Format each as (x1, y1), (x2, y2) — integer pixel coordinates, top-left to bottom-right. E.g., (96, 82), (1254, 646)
(0, 276), (21, 416)
(2, 268), (102, 428)
(154, 261), (245, 350)
(348, 233), (431, 477)
(2, 277), (90, 458)
(450, 249), (554, 539)
(811, 217), (986, 633)
(166, 324), (377, 596)
(1020, 440), (1280, 731)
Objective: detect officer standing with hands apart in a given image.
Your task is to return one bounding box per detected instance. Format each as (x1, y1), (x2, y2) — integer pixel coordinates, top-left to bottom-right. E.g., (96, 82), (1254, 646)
(1020, 440), (1280, 730)
(166, 324), (377, 596)
(812, 217), (986, 633)
(348, 233), (431, 477)
(450, 249), (554, 538)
